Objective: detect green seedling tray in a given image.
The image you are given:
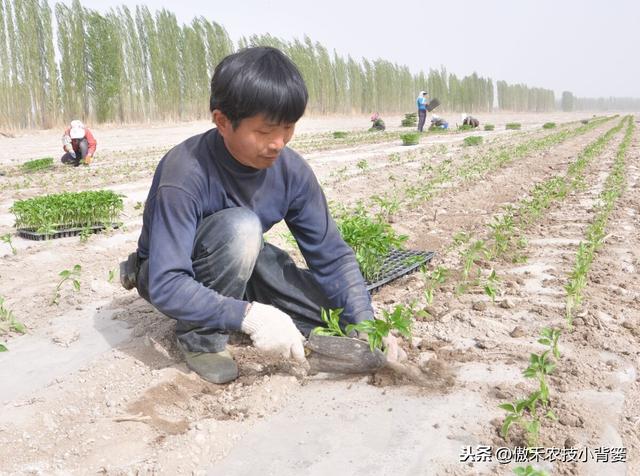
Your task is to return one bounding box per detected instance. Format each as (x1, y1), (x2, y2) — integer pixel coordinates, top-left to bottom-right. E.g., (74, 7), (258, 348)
(17, 223), (119, 241)
(365, 249), (435, 292)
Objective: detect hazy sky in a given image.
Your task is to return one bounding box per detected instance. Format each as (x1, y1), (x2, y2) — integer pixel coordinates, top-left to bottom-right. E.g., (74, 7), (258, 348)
(62, 0), (638, 98)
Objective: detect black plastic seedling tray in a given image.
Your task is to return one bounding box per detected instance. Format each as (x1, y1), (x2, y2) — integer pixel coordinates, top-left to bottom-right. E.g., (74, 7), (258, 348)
(17, 223), (119, 241)
(365, 249), (435, 292)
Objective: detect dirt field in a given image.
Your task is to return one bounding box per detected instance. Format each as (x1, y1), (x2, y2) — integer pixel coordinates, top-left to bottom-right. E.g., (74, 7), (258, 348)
(0, 111), (638, 475)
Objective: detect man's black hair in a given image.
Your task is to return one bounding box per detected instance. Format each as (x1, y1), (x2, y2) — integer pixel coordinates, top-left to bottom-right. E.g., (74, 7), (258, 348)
(210, 47), (308, 128)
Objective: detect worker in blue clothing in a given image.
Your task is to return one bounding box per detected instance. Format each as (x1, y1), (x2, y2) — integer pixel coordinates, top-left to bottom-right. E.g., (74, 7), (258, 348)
(119, 47), (402, 384)
(417, 90), (429, 132)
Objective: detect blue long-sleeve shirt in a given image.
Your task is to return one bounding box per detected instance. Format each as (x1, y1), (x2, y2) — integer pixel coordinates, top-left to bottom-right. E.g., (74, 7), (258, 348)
(137, 128), (374, 331)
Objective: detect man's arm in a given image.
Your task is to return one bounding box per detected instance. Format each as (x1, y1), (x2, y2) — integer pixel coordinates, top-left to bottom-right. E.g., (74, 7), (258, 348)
(146, 185), (247, 330)
(285, 169), (374, 325)
(85, 128), (97, 156)
(62, 128), (72, 152)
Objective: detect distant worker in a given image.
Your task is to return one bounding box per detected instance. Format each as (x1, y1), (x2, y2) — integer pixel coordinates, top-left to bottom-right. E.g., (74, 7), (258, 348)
(430, 114), (449, 129)
(462, 115), (480, 128)
(61, 120), (96, 166)
(416, 91), (429, 132)
(370, 112), (386, 131)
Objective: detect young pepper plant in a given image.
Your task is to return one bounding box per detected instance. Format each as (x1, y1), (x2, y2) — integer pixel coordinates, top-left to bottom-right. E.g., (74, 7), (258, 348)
(312, 305), (413, 353)
(52, 264), (82, 305)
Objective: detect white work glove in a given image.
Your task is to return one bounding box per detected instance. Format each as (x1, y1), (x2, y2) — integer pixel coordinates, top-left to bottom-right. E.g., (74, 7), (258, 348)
(241, 302), (306, 363)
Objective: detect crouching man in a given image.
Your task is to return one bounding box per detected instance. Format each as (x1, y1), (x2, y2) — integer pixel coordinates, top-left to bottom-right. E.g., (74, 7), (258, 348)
(120, 47), (400, 384)
(61, 120), (96, 166)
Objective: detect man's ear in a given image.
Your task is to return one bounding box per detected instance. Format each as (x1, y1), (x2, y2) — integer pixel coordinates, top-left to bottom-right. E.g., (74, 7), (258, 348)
(212, 110), (231, 136)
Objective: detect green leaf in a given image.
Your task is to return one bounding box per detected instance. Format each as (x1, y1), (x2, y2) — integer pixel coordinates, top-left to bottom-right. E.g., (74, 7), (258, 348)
(498, 403), (516, 413)
(501, 415), (516, 438)
(0, 343), (6, 351)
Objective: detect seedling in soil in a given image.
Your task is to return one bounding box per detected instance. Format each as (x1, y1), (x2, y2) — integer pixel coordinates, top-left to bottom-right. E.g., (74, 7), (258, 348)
(332, 131), (348, 139)
(388, 153), (401, 163)
(0, 296), (25, 335)
(457, 124), (475, 131)
(542, 122), (556, 129)
(313, 305), (412, 354)
(312, 308), (347, 337)
(400, 132), (420, 146)
(370, 194), (400, 221)
(0, 343), (6, 352)
(513, 465), (549, 476)
(484, 124), (495, 131)
(422, 266), (448, 306)
(356, 159), (369, 171)
(134, 201), (144, 210)
(52, 264), (82, 305)
(108, 268), (116, 283)
(347, 304), (412, 352)
(538, 327), (561, 359)
(483, 269), (500, 302)
(452, 231), (471, 247)
(461, 239), (490, 280)
(1, 233), (16, 254)
(506, 123), (522, 130)
(499, 393), (542, 445)
(463, 136), (483, 147)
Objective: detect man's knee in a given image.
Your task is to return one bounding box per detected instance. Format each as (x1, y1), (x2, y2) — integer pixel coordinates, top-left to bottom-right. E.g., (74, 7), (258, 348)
(194, 208), (263, 262)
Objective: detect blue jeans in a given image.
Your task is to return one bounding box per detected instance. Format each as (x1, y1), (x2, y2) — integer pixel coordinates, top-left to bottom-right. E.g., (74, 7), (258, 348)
(136, 208), (332, 353)
(418, 110), (427, 132)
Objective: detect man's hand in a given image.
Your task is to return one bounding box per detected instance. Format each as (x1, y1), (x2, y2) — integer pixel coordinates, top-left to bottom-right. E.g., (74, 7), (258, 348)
(241, 302), (306, 363)
(355, 331), (407, 363)
(83, 155), (93, 165)
(382, 334), (407, 363)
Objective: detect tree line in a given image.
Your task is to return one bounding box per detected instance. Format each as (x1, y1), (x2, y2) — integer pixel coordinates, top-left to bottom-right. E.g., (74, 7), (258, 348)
(561, 91), (640, 112)
(0, 0), (621, 130)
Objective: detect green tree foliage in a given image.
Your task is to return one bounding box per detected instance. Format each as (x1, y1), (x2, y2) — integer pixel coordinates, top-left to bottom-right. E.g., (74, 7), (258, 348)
(497, 80), (555, 112)
(1, 0), (632, 129)
(86, 10), (124, 122)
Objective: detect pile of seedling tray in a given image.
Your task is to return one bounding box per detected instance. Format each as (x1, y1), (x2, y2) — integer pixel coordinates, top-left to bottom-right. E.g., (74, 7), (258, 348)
(401, 112), (417, 127)
(10, 190), (123, 240)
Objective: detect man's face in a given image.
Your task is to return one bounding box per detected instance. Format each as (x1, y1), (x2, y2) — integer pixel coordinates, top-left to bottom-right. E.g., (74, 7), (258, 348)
(214, 111), (296, 169)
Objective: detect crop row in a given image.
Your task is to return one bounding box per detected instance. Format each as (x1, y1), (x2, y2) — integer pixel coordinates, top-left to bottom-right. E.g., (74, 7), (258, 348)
(375, 116), (613, 212)
(392, 117), (628, 452)
(496, 117), (633, 451)
(565, 116), (635, 326)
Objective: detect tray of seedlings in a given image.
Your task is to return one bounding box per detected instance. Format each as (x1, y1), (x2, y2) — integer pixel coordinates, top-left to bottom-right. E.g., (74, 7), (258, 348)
(10, 190), (123, 241)
(336, 205), (434, 293)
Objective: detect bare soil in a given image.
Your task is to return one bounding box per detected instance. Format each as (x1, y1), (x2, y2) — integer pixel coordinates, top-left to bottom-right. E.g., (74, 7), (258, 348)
(0, 112), (638, 476)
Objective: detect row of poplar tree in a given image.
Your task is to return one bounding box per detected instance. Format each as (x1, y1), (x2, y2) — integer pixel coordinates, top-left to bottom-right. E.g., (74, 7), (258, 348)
(0, 0), (603, 130)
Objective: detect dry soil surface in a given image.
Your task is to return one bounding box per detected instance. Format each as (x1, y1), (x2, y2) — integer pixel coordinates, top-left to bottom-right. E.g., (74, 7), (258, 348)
(0, 112), (638, 476)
